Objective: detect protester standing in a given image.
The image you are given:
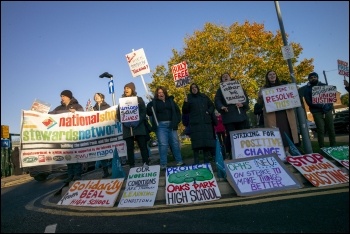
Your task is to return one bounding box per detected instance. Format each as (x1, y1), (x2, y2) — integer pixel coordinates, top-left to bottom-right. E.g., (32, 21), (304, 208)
(146, 86), (185, 170)
(214, 73), (250, 159)
(49, 90), (84, 183)
(258, 71), (299, 156)
(254, 102), (264, 127)
(303, 72), (336, 148)
(182, 83), (216, 164)
(93, 92), (111, 178)
(117, 82), (150, 168)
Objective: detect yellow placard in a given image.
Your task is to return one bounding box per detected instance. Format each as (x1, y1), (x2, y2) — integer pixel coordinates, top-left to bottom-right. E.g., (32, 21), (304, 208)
(1, 125), (10, 139)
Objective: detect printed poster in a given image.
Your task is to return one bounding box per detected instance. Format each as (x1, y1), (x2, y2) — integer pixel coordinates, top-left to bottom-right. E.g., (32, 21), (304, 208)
(165, 163), (221, 205)
(30, 98), (51, 114)
(20, 105), (126, 167)
(118, 165), (160, 208)
(286, 153), (349, 187)
(225, 154), (302, 196)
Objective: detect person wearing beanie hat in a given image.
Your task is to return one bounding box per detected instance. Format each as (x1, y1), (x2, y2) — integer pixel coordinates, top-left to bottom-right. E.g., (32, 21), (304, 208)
(49, 89), (84, 183)
(118, 82), (149, 168)
(124, 82), (136, 95)
(60, 90), (73, 99)
(308, 72), (319, 80)
(303, 72), (336, 148)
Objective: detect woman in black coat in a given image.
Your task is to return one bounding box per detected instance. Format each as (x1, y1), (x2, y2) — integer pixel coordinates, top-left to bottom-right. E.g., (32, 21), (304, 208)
(182, 83), (216, 164)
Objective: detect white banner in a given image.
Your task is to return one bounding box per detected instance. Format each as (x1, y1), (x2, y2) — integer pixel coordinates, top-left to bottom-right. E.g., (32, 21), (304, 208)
(20, 105), (126, 167)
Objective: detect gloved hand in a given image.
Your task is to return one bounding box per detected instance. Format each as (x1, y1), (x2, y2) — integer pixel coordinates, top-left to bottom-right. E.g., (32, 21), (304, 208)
(322, 103), (332, 113)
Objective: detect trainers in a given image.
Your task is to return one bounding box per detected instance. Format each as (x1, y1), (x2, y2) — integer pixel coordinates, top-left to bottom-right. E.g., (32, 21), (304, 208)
(160, 165), (167, 171)
(176, 162), (185, 166)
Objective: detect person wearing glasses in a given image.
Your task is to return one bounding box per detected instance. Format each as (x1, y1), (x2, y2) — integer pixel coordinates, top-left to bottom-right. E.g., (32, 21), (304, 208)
(303, 72), (336, 148)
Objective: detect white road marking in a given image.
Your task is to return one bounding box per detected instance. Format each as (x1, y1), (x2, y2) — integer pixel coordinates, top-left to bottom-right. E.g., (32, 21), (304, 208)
(44, 224), (57, 233)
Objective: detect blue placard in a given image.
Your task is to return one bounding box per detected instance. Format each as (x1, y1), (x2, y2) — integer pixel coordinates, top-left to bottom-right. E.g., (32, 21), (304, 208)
(108, 80), (114, 94)
(1, 139), (10, 148)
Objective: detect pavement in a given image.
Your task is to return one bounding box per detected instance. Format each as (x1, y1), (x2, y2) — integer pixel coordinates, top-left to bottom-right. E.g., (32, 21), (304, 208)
(2, 135), (349, 200)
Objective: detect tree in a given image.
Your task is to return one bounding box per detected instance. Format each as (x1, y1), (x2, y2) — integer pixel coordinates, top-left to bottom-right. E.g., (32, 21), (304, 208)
(148, 21), (314, 112)
(340, 93), (349, 106)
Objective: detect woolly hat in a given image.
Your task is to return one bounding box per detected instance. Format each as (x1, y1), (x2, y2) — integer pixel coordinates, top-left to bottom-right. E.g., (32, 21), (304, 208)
(124, 82), (136, 92)
(308, 72), (318, 80)
(60, 90), (73, 99)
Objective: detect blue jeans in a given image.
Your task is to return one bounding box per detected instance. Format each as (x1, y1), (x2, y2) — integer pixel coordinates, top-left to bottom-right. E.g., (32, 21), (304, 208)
(156, 121), (183, 166)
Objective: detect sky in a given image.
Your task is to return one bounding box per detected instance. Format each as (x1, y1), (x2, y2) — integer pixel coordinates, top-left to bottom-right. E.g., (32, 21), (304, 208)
(1, 1), (349, 135)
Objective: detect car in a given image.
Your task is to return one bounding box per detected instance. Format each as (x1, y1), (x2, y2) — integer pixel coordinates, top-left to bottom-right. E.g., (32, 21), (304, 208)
(333, 109), (349, 133)
(307, 120), (317, 133)
(28, 161), (96, 181)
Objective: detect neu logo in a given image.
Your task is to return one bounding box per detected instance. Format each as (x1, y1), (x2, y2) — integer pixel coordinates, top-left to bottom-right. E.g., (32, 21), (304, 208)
(97, 149), (113, 157)
(23, 157), (38, 163)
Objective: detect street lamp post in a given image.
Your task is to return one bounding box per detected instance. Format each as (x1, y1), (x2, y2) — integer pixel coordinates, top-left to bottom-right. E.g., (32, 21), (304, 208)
(99, 72), (116, 106)
(274, 1), (313, 154)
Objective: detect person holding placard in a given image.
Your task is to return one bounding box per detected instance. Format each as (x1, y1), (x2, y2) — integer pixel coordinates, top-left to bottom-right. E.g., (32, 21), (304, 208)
(303, 72), (336, 148)
(182, 83), (216, 164)
(147, 86), (185, 171)
(258, 71), (299, 156)
(49, 90), (84, 183)
(117, 82), (150, 168)
(92, 92), (111, 178)
(214, 73), (250, 159)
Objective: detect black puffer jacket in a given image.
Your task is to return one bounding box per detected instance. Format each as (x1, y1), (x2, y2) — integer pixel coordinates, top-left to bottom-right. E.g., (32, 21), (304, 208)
(146, 96), (181, 131)
(304, 81), (333, 114)
(182, 84), (215, 149)
(49, 97), (84, 114)
(93, 101), (110, 111)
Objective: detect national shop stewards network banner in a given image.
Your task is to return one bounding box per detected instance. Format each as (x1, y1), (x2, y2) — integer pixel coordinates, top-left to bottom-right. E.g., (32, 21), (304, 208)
(19, 105), (126, 168)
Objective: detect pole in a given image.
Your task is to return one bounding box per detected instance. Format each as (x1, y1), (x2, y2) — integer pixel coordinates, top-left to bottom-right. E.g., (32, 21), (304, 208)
(131, 49), (159, 126)
(274, 1), (313, 153)
(110, 76), (116, 106)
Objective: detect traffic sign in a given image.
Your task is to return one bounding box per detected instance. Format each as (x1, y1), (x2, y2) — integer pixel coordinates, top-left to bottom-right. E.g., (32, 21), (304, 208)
(1, 125), (10, 139)
(108, 80), (114, 94)
(1, 139), (10, 148)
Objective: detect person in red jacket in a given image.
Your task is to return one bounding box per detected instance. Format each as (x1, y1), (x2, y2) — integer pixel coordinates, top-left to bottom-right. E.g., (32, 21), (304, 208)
(214, 110), (226, 148)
